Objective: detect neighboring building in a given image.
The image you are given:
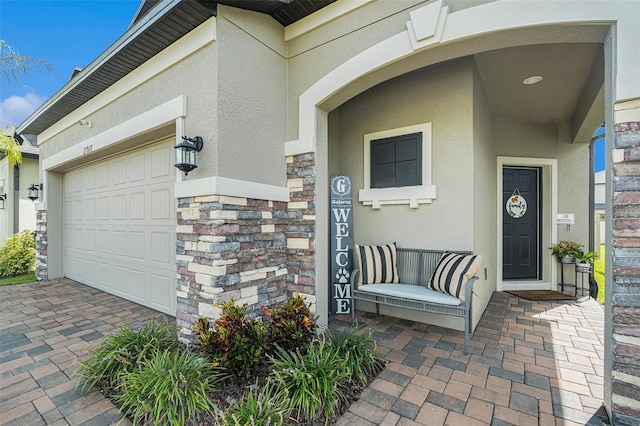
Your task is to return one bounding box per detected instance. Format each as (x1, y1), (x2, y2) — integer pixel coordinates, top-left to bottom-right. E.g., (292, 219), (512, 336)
(594, 169), (605, 248)
(15, 1), (640, 423)
(0, 127), (39, 241)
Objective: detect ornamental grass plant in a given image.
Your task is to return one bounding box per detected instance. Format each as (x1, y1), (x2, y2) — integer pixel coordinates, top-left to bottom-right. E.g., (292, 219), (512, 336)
(269, 337), (350, 424)
(214, 383), (290, 426)
(76, 316), (179, 393)
(327, 326), (386, 385)
(115, 349), (223, 426)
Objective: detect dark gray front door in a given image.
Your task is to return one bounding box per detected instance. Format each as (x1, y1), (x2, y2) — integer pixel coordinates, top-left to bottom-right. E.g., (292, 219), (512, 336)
(503, 167), (541, 280)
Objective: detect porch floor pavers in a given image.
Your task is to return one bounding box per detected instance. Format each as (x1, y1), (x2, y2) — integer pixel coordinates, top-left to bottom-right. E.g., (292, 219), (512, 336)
(333, 291), (607, 426)
(1, 279), (606, 425)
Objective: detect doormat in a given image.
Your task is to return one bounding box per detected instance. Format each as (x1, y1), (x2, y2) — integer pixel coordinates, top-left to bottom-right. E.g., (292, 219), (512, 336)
(505, 290), (577, 301)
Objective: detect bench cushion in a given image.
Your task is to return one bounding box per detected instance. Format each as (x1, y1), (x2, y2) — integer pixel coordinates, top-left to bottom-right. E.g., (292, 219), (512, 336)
(355, 243), (399, 285)
(428, 252), (483, 302)
(356, 283), (462, 306)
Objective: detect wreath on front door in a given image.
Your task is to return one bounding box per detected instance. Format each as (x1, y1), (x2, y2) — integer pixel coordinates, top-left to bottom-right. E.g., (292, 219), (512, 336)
(506, 188), (527, 218)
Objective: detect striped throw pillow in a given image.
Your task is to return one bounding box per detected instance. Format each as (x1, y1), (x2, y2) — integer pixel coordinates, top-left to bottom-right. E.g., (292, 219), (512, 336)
(355, 243), (399, 285)
(428, 252), (483, 302)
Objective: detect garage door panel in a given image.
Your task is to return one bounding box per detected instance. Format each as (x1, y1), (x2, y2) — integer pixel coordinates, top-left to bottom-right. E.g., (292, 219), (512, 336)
(129, 270), (146, 301)
(129, 231), (146, 260)
(84, 229), (97, 252)
(97, 229), (110, 253)
(150, 274), (172, 309)
(97, 197), (109, 220)
(151, 232), (171, 263)
(85, 198), (96, 220)
(129, 154), (146, 182)
(97, 164), (109, 188)
(129, 192), (145, 219)
(63, 139), (176, 315)
(84, 168), (97, 191)
(113, 159), (127, 185)
(113, 194), (127, 220)
(112, 266), (128, 293)
(151, 146), (172, 178)
(151, 189), (171, 219)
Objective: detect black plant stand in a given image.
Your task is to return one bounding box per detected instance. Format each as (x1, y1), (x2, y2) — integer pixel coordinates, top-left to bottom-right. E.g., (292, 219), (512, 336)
(575, 263), (593, 297)
(558, 258), (576, 295)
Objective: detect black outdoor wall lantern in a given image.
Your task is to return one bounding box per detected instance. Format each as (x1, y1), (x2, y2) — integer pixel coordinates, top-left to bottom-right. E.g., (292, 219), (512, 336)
(28, 184), (43, 201)
(174, 136), (203, 175)
(0, 194), (6, 210)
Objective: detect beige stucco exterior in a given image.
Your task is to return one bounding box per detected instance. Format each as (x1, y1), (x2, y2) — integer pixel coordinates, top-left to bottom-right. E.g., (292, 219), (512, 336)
(0, 156), (39, 242)
(19, 0), (640, 421)
(28, 0), (637, 343)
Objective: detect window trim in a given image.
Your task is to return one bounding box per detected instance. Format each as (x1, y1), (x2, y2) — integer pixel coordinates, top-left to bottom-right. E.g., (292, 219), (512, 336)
(359, 123), (436, 209)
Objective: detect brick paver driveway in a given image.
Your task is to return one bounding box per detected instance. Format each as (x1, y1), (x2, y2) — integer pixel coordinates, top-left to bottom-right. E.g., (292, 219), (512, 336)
(1, 279), (606, 425)
(0, 279), (169, 425)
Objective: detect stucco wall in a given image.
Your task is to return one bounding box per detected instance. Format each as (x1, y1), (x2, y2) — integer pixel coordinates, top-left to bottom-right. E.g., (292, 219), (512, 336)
(0, 157), (38, 241)
(17, 158), (39, 233)
(287, 0), (426, 139)
(472, 62), (497, 322)
(216, 6), (288, 187)
(0, 158), (10, 241)
(334, 58), (476, 249)
(39, 31), (218, 177)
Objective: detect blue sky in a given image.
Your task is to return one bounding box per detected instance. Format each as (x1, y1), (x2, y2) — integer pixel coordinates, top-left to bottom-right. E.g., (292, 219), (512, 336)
(1, 0), (606, 171)
(0, 0), (139, 127)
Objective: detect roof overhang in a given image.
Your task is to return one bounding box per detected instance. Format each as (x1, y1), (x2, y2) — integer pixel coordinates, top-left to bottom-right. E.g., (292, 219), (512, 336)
(17, 0), (335, 137)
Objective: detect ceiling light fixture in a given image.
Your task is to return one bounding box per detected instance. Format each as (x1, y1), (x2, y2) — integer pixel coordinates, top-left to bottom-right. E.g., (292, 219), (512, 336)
(523, 75), (543, 85)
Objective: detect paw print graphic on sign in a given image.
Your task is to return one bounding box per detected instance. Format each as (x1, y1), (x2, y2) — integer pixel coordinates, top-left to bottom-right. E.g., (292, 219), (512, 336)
(336, 268), (350, 284)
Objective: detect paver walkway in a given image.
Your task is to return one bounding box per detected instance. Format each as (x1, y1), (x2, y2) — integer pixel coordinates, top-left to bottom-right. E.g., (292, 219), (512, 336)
(0, 279), (166, 425)
(1, 279), (606, 425)
(334, 292), (607, 426)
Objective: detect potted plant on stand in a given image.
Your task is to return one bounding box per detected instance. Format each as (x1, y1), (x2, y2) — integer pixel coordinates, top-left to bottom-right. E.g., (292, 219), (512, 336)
(549, 241), (582, 264)
(574, 249), (597, 273)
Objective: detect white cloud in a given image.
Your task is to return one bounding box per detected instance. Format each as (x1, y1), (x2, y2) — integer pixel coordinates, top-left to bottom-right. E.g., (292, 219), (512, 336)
(0, 92), (47, 128)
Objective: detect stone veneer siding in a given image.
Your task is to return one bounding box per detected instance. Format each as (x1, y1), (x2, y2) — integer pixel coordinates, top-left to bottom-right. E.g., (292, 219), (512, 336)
(611, 101), (640, 425)
(175, 153), (316, 336)
(35, 209), (47, 281)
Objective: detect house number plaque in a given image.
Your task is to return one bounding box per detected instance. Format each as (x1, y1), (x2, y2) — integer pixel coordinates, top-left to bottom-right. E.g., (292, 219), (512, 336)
(506, 188), (527, 218)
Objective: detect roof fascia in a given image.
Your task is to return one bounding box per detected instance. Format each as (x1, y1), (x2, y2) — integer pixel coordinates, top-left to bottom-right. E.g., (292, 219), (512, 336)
(16, 0), (182, 135)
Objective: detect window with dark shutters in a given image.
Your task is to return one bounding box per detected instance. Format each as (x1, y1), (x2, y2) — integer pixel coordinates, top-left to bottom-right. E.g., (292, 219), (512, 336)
(370, 132), (422, 188)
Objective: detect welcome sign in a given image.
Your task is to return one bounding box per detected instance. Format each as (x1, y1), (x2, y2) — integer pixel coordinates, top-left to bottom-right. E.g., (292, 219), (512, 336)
(330, 176), (353, 314)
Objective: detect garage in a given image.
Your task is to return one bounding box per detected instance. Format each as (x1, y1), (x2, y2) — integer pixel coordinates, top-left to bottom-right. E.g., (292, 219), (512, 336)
(63, 139), (177, 315)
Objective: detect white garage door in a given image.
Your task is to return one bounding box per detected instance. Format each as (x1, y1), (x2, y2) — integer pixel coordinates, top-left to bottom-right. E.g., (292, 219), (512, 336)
(63, 140), (177, 315)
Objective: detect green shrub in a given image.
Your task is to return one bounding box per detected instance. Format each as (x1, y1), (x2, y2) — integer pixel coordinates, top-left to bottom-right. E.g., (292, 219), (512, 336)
(215, 383), (290, 426)
(269, 338), (349, 424)
(328, 326), (386, 385)
(0, 230), (35, 277)
(265, 293), (318, 354)
(194, 299), (267, 379)
(76, 316), (179, 393)
(116, 349), (222, 426)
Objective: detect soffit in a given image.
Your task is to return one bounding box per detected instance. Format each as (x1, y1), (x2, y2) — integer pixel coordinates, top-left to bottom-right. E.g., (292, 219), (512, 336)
(474, 43), (602, 123)
(18, 0), (335, 136)
(214, 0), (336, 26)
(19, 0), (216, 136)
